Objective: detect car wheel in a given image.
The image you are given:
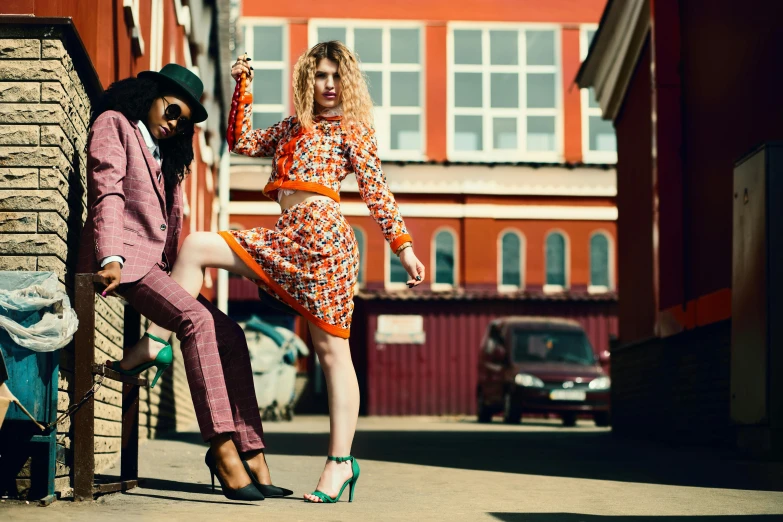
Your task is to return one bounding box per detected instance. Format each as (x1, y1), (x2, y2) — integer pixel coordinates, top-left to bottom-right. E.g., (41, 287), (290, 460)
(476, 391), (493, 424)
(503, 392), (522, 424)
(594, 412), (611, 427)
(562, 413), (577, 427)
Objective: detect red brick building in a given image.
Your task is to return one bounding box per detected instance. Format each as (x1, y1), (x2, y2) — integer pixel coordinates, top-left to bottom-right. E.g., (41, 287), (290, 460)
(228, 0), (618, 415)
(578, 0), (783, 452)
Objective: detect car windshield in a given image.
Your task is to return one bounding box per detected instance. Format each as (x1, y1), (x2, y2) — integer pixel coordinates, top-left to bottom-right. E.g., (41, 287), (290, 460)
(511, 330), (596, 365)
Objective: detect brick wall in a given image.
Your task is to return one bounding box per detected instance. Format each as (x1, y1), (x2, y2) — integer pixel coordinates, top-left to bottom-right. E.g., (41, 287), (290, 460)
(0, 24), (195, 498)
(611, 320), (732, 446)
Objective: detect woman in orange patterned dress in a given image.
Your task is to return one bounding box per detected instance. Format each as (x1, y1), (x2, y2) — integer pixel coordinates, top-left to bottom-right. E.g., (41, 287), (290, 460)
(117, 41), (426, 503)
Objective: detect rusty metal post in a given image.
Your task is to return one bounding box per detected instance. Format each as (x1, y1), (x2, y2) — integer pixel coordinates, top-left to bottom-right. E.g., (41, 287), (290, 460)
(72, 274), (95, 501)
(121, 306), (141, 482)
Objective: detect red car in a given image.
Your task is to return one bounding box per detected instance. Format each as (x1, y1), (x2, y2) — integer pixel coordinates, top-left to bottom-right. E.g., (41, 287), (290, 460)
(476, 316), (611, 427)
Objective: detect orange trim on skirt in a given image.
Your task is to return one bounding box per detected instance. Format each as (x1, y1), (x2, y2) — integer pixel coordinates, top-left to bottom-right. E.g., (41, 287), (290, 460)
(219, 230), (350, 339)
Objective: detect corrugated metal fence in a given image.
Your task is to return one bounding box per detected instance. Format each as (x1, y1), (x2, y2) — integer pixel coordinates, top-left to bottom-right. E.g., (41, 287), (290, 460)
(352, 296), (618, 416)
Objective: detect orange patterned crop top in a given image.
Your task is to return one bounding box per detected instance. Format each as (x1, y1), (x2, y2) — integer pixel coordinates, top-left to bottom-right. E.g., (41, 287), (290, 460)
(230, 112), (413, 252)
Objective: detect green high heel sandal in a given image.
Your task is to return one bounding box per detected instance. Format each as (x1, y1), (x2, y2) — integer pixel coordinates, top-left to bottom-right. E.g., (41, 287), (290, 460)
(108, 333), (173, 389)
(305, 455), (360, 504)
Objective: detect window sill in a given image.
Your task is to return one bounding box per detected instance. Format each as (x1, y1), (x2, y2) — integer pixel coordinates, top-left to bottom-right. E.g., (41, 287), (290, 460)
(582, 151), (617, 165)
(543, 284), (567, 294)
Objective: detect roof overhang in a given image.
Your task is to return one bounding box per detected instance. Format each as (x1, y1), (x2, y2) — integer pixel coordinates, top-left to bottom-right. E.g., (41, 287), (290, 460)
(575, 0), (650, 121)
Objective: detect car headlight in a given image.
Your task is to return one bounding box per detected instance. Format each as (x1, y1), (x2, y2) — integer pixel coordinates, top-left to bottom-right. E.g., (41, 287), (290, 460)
(515, 373), (545, 388)
(589, 376), (611, 390)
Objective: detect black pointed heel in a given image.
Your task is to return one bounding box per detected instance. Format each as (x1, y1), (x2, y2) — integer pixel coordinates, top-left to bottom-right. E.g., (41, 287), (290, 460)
(204, 449), (265, 501)
(240, 458), (294, 498)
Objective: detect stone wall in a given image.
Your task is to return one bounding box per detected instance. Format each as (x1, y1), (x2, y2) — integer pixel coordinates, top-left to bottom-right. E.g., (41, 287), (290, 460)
(0, 24), (195, 498)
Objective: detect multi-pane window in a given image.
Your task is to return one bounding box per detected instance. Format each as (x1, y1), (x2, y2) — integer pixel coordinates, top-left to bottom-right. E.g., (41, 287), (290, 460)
(311, 22), (424, 160)
(589, 232), (611, 291)
(581, 27), (617, 163)
(545, 231), (567, 290)
(352, 226), (365, 288)
(388, 249), (409, 286)
(449, 25), (561, 162)
(499, 230), (524, 290)
(433, 229), (457, 288)
(242, 22), (288, 131)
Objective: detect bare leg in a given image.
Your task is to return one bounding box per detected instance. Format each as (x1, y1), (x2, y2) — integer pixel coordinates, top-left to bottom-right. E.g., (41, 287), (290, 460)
(303, 323), (360, 502)
(210, 434), (253, 490)
(114, 232), (258, 368)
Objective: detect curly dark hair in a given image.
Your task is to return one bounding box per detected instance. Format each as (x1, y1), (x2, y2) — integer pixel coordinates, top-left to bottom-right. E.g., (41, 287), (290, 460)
(90, 77), (194, 199)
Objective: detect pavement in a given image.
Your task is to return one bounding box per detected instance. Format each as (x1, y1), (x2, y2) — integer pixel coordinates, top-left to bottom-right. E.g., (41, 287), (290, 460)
(3, 416), (783, 521)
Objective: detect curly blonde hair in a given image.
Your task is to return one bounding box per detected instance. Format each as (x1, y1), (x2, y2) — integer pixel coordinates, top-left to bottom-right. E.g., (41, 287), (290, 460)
(293, 41), (374, 131)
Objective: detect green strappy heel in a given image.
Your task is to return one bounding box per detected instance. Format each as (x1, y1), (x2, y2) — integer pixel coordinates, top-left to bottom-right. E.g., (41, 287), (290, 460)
(305, 455), (360, 504)
(108, 332), (173, 389)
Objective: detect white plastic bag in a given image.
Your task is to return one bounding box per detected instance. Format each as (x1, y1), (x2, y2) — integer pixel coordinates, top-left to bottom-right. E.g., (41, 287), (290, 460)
(0, 272), (79, 352)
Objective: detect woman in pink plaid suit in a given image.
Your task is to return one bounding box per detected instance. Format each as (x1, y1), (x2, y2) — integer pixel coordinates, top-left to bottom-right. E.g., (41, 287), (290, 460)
(81, 64), (290, 502)
(118, 44), (426, 503)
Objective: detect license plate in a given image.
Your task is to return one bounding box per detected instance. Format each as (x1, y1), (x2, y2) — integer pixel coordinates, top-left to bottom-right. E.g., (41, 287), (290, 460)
(549, 390), (586, 401)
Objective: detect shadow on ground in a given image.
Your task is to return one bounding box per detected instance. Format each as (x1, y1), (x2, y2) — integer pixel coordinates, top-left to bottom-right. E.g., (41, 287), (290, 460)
(490, 513), (781, 522)
(157, 424), (783, 493)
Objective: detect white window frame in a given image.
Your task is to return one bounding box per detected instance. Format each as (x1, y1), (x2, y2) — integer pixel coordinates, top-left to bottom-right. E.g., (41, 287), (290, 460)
(543, 229), (570, 293)
(431, 227), (459, 291)
(588, 229), (615, 294)
(309, 19), (426, 162)
(384, 245), (409, 291)
(240, 18), (290, 129)
(149, 0), (163, 71)
(497, 228), (525, 292)
(447, 22), (564, 163)
(580, 25), (617, 164)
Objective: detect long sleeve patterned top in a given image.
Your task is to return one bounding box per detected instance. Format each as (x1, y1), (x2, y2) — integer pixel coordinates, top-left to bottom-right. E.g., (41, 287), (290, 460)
(231, 113), (413, 252)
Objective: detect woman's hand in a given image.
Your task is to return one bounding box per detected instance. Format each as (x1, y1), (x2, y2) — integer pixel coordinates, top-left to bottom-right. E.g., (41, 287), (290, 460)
(231, 56), (253, 83)
(399, 248), (425, 288)
(94, 261), (121, 297)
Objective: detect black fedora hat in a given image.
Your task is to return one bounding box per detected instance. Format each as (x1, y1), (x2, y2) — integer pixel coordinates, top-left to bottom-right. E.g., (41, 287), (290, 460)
(138, 63), (208, 123)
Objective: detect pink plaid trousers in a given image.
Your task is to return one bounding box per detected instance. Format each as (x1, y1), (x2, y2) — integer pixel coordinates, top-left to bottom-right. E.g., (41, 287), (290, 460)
(120, 266), (265, 451)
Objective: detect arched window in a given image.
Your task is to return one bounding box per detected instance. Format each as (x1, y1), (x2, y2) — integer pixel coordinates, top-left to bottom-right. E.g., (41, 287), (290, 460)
(499, 230), (524, 289)
(590, 232), (611, 291)
(388, 249), (408, 285)
(352, 226), (366, 288)
(434, 229), (456, 286)
(545, 232), (567, 289)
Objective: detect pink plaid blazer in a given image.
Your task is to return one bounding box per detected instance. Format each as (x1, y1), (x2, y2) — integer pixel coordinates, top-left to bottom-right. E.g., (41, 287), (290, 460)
(78, 110), (182, 284)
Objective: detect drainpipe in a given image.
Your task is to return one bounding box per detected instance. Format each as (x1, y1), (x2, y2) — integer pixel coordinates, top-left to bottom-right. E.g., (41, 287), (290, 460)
(217, 144), (230, 314)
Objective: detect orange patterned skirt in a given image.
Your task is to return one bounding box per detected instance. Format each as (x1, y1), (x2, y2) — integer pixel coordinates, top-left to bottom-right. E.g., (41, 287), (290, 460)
(219, 199), (358, 338)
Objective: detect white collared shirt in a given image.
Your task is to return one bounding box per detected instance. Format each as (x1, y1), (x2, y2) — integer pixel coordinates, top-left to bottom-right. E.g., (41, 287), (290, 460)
(100, 121), (162, 269)
(136, 120), (161, 166)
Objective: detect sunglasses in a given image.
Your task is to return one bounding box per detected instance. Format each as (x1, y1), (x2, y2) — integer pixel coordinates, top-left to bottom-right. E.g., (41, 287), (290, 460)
(161, 97), (192, 133)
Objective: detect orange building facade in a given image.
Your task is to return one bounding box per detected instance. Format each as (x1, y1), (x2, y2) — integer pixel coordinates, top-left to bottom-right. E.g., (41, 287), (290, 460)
(230, 0), (616, 300)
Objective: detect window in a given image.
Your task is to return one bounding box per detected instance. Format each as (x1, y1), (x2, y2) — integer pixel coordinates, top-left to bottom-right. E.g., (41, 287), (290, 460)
(448, 25), (562, 162)
(499, 230), (524, 291)
(544, 231), (568, 292)
(386, 247), (409, 289)
(353, 226), (365, 288)
(242, 21), (288, 131)
(589, 232), (612, 292)
(310, 21), (424, 160)
(433, 229), (457, 289)
(581, 27), (617, 163)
